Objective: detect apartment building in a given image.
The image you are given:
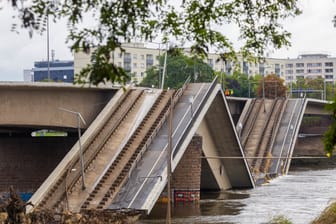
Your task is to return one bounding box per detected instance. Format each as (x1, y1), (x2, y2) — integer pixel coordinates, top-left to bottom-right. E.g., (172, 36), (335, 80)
(74, 43), (336, 84)
(75, 42), (162, 84)
(281, 54), (335, 84)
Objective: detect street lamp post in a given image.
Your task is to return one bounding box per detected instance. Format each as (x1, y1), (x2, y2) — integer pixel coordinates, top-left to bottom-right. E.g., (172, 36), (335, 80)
(323, 79), (326, 101)
(161, 42), (168, 89)
(47, 13), (50, 81)
(59, 107), (87, 190)
(262, 74), (266, 112)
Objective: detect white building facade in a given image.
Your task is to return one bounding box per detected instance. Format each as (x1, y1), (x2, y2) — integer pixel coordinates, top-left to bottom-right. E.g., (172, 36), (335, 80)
(74, 43), (336, 85)
(75, 43), (162, 84)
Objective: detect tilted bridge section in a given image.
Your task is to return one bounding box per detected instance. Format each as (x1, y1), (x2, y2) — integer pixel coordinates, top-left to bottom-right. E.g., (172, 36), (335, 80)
(28, 79), (254, 214)
(237, 97), (307, 182)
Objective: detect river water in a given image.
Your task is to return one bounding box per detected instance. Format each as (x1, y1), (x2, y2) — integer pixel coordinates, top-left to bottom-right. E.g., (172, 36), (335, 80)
(138, 168), (336, 224)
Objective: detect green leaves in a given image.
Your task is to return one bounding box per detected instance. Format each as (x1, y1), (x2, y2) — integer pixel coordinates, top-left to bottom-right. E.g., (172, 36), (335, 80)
(9, 0), (301, 85)
(323, 96), (336, 156)
(140, 52), (214, 89)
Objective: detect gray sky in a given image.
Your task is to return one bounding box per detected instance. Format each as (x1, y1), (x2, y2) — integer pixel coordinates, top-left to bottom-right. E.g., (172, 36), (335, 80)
(0, 0), (335, 81)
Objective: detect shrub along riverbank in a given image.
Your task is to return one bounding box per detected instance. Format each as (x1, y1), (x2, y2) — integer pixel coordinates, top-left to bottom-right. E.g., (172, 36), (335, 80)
(311, 202), (336, 224)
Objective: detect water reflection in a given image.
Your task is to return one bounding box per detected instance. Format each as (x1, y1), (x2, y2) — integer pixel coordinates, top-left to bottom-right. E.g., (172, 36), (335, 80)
(139, 169), (336, 224)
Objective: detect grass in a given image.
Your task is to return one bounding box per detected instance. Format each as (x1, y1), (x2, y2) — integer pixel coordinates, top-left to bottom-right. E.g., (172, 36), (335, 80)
(312, 202), (336, 224)
(269, 215), (293, 224)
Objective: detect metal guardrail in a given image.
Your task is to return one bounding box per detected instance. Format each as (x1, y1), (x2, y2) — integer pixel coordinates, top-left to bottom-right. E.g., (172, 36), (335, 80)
(264, 99), (288, 171)
(127, 76), (191, 182)
(273, 99), (300, 174)
(241, 99), (263, 147)
(172, 76), (218, 159)
(64, 89), (140, 200)
(120, 78), (217, 211)
(283, 97), (307, 174)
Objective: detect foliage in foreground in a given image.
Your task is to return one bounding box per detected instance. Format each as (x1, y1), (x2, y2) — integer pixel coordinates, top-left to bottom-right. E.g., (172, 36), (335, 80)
(9, 0), (301, 85)
(140, 52), (214, 89)
(256, 74), (287, 98)
(323, 96), (336, 156)
(312, 201), (336, 224)
(269, 215), (293, 224)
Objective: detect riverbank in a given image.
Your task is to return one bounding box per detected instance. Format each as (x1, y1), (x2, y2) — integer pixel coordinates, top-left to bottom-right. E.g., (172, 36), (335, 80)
(311, 202), (336, 224)
(0, 209), (142, 224)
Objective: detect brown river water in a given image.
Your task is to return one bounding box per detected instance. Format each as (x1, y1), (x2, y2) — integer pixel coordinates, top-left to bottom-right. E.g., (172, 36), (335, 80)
(138, 168), (336, 224)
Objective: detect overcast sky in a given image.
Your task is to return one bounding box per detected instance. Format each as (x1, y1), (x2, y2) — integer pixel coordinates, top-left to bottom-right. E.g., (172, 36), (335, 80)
(0, 0), (335, 81)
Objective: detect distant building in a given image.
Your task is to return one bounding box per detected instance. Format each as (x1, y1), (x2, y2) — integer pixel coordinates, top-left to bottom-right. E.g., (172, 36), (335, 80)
(33, 60), (74, 83)
(74, 42), (336, 85)
(75, 42), (161, 84)
(280, 53), (335, 84)
(23, 69), (34, 82)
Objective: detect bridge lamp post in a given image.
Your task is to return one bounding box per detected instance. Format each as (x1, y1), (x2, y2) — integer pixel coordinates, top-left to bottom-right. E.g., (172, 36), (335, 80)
(46, 0), (56, 82)
(262, 73), (266, 112)
(58, 107), (87, 190)
(262, 64), (273, 113)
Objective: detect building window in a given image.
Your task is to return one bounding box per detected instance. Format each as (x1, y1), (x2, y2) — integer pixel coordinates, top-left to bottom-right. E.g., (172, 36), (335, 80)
(124, 53), (131, 62)
(208, 59), (214, 68)
(133, 54), (137, 59)
(325, 62), (333, 67)
(133, 63), (137, 68)
(285, 64), (293, 68)
(286, 76), (293, 80)
(295, 69), (304, 74)
(124, 63), (131, 72)
(141, 55), (145, 60)
(296, 63), (304, 67)
(141, 72), (144, 77)
(325, 68), (333, 73)
(307, 69), (322, 73)
(325, 75), (334, 79)
(307, 63), (322, 67)
(146, 54), (154, 67)
(286, 70), (293, 74)
(140, 63), (144, 68)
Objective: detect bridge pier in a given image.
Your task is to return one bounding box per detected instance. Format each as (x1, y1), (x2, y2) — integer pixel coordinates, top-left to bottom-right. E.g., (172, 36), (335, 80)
(158, 135), (202, 203)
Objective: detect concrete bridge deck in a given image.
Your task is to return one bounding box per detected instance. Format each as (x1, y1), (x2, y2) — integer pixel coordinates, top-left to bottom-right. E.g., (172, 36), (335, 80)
(0, 81), (331, 214)
(235, 96), (330, 182)
(110, 80), (254, 213)
(24, 79), (253, 214)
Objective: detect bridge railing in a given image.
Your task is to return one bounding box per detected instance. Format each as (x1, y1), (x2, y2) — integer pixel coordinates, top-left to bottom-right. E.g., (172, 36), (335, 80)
(126, 76), (191, 185)
(283, 97), (307, 174)
(27, 86), (129, 212)
(172, 76), (218, 160)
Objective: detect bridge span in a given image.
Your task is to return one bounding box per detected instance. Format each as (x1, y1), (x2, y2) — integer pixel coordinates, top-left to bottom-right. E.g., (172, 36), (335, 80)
(235, 97), (331, 182)
(26, 79), (253, 214)
(0, 81), (330, 214)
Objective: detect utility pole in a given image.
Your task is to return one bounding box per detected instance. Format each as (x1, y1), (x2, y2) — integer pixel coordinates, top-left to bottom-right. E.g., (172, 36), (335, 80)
(262, 73), (266, 112)
(47, 13), (50, 81)
(161, 42), (168, 89)
(324, 79), (326, 101)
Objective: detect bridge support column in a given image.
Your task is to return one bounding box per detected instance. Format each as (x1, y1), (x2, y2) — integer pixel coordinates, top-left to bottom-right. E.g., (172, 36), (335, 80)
(156, 135), (202, 204)
(172, 135), (202, 203)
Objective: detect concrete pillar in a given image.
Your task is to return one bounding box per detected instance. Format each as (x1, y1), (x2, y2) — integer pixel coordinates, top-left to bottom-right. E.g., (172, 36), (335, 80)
(172, 135), (202, 203)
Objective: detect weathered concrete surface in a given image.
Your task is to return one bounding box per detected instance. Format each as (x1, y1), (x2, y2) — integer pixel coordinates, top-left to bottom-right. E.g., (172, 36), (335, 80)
(0, 82), (117, 129)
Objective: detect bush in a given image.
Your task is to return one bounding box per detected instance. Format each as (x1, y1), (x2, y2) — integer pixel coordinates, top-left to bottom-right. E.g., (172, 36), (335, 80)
(269, 215), (293, 224)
